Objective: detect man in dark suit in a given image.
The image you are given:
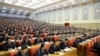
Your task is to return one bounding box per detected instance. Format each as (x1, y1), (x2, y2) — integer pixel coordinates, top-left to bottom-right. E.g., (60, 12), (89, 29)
(15, 45), (30, 56)
(60, 39), (69, 50)
(21, 38), (30, 46)
(92, 39), (100, 56)
(44, 37), (50, 42)
(49, 41), (61, 54)
(73, 37), (82, 47)
(34, 38), (41, 44)
(36, 43), (49, 56)
(3, 38), (16, 50)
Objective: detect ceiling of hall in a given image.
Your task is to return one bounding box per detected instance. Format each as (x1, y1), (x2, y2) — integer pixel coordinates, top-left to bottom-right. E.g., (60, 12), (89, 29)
(0, 0), (97, 15)
(0, 0), (62, 9)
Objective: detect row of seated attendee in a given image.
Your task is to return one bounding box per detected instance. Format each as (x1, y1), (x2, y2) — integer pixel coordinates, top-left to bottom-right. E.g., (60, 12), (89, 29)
(14, 37), (100, 56)
(1, 35), (68, 50)
(14, 39), (69, 56)
(92, 38), (100, 56)
(1, 32), (99, 51)
(7, 35), (99, 56)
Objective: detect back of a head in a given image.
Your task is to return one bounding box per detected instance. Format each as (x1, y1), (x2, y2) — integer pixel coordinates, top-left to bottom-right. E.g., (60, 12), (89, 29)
(21, 45), (27, 50)
(40, 43), (45, 48)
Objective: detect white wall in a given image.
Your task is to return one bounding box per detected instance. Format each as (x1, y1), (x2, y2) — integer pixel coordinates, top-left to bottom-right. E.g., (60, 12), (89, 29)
(30, 1), (100, 24)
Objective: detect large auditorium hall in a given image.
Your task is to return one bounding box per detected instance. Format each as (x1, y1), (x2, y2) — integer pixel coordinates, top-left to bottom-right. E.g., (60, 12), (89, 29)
(0, 0), (100, 56)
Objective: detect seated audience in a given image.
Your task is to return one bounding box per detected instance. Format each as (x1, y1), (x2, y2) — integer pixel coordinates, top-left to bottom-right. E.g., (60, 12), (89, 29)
(36, 43), (49, 56)
(73, 38), (83, 47)
(60, 39), (69, 50)
(3, 38), (16, 50)
(15, 45), (30, 56)
(21, 37), (30, 46)
(92, 38), (100, 56)
(49, 41), (61, 54)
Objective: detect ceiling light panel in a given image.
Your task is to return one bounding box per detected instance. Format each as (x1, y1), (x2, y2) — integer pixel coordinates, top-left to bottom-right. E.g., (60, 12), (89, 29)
(3, 0), (61, 9)
(14, 0), (28, 6)
(4, 0), (17, 4)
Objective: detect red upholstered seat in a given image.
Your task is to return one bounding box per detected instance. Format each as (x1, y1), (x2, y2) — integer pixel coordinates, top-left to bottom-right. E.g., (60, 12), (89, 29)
(29, 45), (40, 56)
(86, 41), (97, 56)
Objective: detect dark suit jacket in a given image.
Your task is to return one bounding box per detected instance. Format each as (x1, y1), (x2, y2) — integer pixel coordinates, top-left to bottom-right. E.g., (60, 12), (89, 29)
(92, 42), (100, 56)
(73, 38), (82, 47)
(3, 42), (15, 50)
(49, 44), (61, 54)
(21, 40), (30, 46)
(34, 39), (41, 44)
(15, 51), (30, 56)
(36, 48), (49, 56)
(60, 41), (67, 49)
(44, 37), (50, 42)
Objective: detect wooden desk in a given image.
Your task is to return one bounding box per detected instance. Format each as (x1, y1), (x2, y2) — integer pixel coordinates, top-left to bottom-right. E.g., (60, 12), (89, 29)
(77, 40), (92, 56)
(0, 51), (9, 56)
(50, 47), (77, 56)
